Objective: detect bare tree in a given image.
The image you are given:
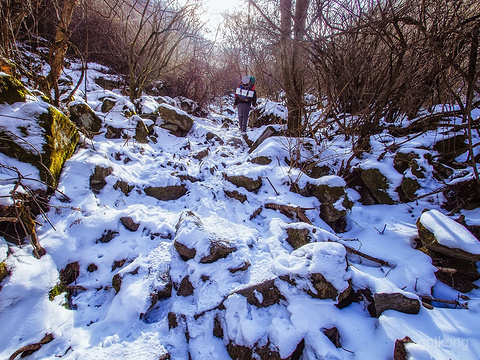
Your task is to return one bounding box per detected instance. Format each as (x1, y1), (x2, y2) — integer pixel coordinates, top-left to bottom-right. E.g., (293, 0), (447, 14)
(118, 0), (202, 102)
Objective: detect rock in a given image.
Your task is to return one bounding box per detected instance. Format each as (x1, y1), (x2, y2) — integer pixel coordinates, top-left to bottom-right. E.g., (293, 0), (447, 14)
(176, 96), (199, 114)
(120, 216), (139, 232)
(224, 189), (248, 203)
(433, 134), (468, 163)
(144, 184), (187, 201)
(250, 156), (272, 165)
(323, 327), (341, 348)
(0, 73), (32, 104)
(156, 103), (194, 136)
(200, 241), (237, 264)
(0, 104), (79, 188)
(360, 168), (397, 205)
(94, 77), (122, 90)
(89, 166), (113, 194)
(193, 149), (209, 161)
(421, 248), (479, 293)
(97, 229), (118, 244)
(417, 209), (480, 261)
(228, 261), (251, 273)
(113, 180), (134, 195)
(274, 242), (351, 302)
(177, 276), (194, 296)
(225, 175), (262, 193)
(235, 279), (284, 308)
(248, 126), (281, 154)
(101, 97), (117, 113)
(174, 211), (237, 263)
(249, 101), (287, 128)
(105, 125), (123, 139)
(442, 178), (480, 211)
(298, 175), (352, 231)
(372, 293), (420, 317)
(112, 273), (122, 293)
(301, 162), (331, 179)
(87, 263), (98, 272)
(285, 227), (311, 250)
(68, 102), (102, 133)
(134, 119), (150, 143)
(206, 132), (224, 145)
(394, 151), (419, 174)
(400, 176), (421, 202)
(0, 262), (10, 284)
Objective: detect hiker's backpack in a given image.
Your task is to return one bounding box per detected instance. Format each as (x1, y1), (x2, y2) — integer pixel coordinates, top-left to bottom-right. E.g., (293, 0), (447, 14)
(235, 82), (255, 102)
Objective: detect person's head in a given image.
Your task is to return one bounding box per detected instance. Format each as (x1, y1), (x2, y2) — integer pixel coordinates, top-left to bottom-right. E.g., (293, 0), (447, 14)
(241, 76), (251, 85)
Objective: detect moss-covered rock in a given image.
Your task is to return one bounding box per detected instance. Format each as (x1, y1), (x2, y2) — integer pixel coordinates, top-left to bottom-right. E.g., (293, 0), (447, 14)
(68, 102), (102, 133)
(135, 119), (150, 143)
(0, 105), (78, 189)
(0, 74), (32, 104)
(400, 176), (421, 202)
(360, 168), (396, 205)
(394, 151), (419, 174)
(0, 262), (9, 283)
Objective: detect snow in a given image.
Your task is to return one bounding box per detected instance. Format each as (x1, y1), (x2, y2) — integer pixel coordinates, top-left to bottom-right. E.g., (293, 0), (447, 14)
(420, 209), (480, 255)
(0, 60), (479, 359)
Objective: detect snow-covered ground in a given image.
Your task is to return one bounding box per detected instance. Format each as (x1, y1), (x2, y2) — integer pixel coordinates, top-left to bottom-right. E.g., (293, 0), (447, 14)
(0, 61), (480, 359)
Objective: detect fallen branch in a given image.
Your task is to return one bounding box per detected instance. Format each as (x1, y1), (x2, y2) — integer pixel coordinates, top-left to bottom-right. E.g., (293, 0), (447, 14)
(421, 296), (468, 309)
(9, 334), (54, 360)
(339, 242), (393, 267)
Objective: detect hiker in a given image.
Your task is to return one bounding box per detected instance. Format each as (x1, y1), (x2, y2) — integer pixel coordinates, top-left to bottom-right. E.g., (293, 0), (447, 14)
(234, 75), (257, 132)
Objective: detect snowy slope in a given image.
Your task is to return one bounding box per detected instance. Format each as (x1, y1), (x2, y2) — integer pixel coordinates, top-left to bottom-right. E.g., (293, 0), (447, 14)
(0, 63), (480, 360)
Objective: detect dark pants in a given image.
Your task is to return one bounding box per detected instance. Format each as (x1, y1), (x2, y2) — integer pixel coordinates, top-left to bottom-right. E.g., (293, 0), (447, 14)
(237, 103), (251, 132)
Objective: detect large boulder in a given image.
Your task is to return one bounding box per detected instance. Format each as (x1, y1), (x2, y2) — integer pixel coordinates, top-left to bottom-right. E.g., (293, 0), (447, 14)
(156, 103), (194, 137)
(0, 102), (78, 188)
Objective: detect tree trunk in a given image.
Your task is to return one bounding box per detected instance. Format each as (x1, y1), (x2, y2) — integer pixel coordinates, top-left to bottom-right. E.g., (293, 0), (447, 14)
(46, 0), (78, 106)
